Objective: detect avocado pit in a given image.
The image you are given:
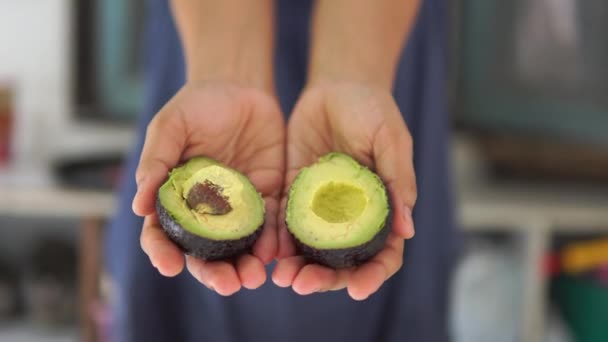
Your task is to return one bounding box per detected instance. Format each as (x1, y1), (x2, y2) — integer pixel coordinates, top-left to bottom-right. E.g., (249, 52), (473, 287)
(186, 181), (232, 215)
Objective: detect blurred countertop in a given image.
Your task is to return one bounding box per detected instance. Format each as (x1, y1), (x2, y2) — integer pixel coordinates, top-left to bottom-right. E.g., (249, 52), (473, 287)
(453, 134), (608, 231)
(0, 321), (76, 342)
(0, 165), (115, 218)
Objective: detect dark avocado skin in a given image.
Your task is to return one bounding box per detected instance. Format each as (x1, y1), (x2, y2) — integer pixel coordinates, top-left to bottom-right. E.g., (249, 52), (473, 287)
(156, 197), (262, 261)
(288, 202), (393, 269)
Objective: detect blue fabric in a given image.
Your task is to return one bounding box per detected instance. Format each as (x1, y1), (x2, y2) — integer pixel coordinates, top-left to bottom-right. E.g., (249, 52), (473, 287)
(105, 0), (456, 341)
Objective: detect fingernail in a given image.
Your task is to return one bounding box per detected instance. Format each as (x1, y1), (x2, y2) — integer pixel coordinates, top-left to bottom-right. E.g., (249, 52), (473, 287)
(136, 176), (145, 188)
(135, 177), (146, 195)
(132, 179), (144, 212)
(403, 206), (415, 237)
(131, 194), (140, 215)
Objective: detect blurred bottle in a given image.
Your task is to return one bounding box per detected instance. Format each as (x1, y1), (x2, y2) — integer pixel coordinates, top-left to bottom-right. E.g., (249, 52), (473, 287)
(0, 84), (13, 165)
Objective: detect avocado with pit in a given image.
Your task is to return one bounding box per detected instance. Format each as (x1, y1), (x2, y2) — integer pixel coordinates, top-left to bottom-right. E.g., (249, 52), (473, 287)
(156, 157), (265, 260)
(286, 152), (391, 268)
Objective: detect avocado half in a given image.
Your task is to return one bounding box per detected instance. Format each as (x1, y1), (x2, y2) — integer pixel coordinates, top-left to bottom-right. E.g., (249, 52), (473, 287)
(156, 157), (265, 260)
(286, 153), (391, 268)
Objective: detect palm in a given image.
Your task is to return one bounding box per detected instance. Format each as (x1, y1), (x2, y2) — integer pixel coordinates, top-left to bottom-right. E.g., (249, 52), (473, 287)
(135, 83), (285, 295)
(274, 83), (416, 300)
(169, 84), (284, 198)
(286, 84), (395, 171)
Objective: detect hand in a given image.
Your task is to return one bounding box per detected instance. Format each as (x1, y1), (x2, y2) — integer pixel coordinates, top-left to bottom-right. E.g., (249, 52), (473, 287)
(132, 82), (285, 296)
(272, 82), (416, 300)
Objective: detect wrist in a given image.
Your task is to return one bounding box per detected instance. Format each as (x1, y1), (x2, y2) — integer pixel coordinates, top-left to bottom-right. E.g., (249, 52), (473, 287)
(186, 52), (274, 94)
(307, 0), (421, 92)
(308, 50), (397, 91)
(306, 65), (395, 92)
(172, 0), (274, 93)
(304, 75), (392, 96)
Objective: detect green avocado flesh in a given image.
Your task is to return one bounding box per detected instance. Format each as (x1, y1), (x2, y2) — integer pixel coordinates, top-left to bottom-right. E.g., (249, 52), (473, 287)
(286, 153), (390, 250)
(157, 157), (264, 240)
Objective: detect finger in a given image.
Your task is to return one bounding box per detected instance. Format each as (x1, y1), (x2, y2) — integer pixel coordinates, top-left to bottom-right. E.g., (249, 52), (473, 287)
(347, 233), (404, 300)
(292, 264), (335, 295)
(140, 215), (184, 277)
(373, 120), (417, 239)
(252, 197), (279, 264)
(373, 233), (405, 280)
(271, 256), (307, 288)
(347, 262), (385, 301)
(292, 264), (350, 295)
(133, 112), (187, 216)
(186, 256), (241, 296)
(277, 196), (297, 258)
(185, 256), (212, 289)
(235, 254), (266, 290)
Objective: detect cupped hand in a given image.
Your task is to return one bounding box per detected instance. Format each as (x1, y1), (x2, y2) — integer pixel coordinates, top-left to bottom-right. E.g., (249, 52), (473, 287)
(132, 82), (285, 296)
(272, 82), (417, 300)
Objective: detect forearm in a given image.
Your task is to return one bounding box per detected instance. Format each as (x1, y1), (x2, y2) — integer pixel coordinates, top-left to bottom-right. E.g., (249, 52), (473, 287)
(171, 0), (274, 91)
(308, 0), (420, 90)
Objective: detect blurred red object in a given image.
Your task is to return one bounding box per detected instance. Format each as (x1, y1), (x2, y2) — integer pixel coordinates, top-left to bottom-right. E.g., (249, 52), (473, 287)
(597, 264), (608, 286)
(544, 253), (561, 277)
(0, 84), (13, 165)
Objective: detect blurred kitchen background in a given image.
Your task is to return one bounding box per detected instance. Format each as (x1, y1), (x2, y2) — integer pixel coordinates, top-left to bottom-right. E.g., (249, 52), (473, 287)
(0, 1), (607, 341)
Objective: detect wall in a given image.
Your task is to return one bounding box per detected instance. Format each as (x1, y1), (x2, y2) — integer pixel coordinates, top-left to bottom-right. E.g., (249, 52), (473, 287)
(0, 0), (72, 167)
(0, 0), (133, 171)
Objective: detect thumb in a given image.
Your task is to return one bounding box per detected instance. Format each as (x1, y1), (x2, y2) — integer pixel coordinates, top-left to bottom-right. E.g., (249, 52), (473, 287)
(374, 122), (417, 239)
(132, 113), (186, 216)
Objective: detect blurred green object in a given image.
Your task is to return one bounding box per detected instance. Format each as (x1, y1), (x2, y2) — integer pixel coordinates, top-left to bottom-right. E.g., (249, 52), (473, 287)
(456, 0), (608, 146)
(96, 0), (145, 119)
(552, 275), (608, 342)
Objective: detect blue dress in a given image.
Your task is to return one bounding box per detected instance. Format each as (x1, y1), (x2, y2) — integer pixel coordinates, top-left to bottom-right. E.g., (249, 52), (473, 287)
(106, 0), (456, 341)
